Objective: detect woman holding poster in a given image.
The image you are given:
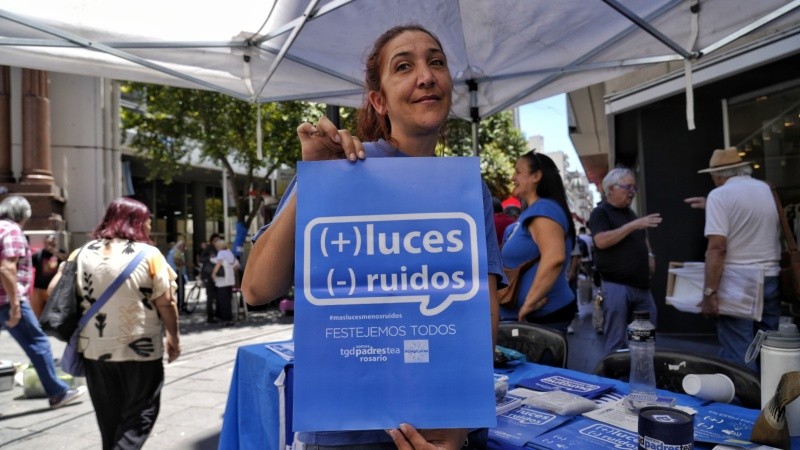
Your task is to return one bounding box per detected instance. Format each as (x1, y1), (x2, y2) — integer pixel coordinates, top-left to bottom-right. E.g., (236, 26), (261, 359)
(499, 152), (577, 334)
(243, 24), (504, 450)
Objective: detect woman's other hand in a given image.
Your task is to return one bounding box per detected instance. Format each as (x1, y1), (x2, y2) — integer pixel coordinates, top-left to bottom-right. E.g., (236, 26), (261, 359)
(154, 293), (181, 363)
(387, 424), (467, 450)
(165, 335), (181, 363)
(297, 116), (365, 162)
(518, 295), (548, 320)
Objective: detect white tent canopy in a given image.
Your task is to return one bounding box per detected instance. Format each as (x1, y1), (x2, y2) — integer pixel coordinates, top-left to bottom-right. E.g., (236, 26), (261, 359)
(1, 0), (799, 122)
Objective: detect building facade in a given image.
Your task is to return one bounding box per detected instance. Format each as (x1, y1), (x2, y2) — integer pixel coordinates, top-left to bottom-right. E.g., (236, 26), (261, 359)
(0, 68), (250, 269)
(567, 27), (800, 333)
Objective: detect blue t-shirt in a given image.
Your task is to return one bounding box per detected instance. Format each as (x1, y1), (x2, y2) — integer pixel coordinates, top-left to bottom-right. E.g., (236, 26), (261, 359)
(499, 198), (574, 321)
(253, 139), (505, 445)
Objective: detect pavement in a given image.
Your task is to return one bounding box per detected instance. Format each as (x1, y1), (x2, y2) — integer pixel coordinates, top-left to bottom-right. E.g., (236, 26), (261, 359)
(0, 285), (294, 449)
(0, 284), (721, 449)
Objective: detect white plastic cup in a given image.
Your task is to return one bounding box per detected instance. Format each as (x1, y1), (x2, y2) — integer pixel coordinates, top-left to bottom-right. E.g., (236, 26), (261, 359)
(682, 373), (735, 403)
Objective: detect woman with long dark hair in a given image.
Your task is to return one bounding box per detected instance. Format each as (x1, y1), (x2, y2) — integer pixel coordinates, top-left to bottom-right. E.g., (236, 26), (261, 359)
(49, 197), (180, 449)
(500, 151), (577, 333)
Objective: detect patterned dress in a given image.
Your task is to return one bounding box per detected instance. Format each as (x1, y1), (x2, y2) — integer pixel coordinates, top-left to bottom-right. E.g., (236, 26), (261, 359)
(74, 238), (175, 361)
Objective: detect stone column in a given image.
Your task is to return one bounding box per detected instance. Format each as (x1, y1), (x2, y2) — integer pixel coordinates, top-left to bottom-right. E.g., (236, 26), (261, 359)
(0, 67), (13, 183)
(21, 68), (54, 184)
(14, 69), (64, 232)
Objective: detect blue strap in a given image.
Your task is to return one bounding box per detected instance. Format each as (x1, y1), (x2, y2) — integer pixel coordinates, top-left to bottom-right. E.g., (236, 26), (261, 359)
(75, 247), (152, 332)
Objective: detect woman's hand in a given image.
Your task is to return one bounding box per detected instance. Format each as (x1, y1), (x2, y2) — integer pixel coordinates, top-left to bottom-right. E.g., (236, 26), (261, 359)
(518, 295), (548, 320)
(297, 116), (365, 162)
(165, 335), (181, 363)
(387, 424), (467, 450)
(4, 302), (20, 328)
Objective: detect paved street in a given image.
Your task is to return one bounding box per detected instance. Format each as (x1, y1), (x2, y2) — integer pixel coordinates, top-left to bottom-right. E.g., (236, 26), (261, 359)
(0, 286), (294, 449)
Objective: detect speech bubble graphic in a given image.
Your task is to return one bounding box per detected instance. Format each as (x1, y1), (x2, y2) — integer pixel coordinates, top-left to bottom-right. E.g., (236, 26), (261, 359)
(302, 212), (479, 316)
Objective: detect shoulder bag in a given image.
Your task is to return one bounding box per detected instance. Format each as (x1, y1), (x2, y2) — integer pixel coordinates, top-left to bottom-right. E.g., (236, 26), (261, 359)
(771, 186), (800, 303)
(61, 248), (149, 376)
(497, 257), (540, 309)
(39, 246), (86, 342)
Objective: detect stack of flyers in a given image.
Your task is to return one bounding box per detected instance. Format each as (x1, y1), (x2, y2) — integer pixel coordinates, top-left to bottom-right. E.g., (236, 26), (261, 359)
(693, 404), (762, 447)
(495, 392), (524, 415)
(528, 417), (638, 450)
(488, 404), (571, 448)
(265, 342), (295, 361)
(517, 373), (614, 398)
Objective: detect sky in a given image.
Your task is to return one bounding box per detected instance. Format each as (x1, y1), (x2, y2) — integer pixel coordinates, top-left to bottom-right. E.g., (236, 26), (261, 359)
(518, 94), (601, 202)
(517, 93), (582, 172)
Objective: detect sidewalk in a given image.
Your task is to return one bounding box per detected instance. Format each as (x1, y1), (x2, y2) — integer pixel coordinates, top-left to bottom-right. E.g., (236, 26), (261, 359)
(0, 287), (294, 449)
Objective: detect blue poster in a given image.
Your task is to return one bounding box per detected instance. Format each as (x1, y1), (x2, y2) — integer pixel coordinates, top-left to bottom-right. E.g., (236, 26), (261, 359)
(518, 373), (615, 398)
(529, 417), (639, 450)
(693, 404), (761, 447)
(489, 404), (571, 447)
(293, 157), (495, 432)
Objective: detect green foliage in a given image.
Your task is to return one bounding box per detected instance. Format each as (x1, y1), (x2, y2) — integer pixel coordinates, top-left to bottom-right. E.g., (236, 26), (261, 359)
(439, 111), (527, 200)
(121, 85), (526, 225)
(205, 197), (223, 221)
(120, 82), (325, 225)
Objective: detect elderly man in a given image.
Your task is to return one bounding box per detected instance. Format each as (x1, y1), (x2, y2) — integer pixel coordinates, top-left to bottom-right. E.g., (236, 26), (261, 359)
(0, 196), (85, 408)
(588, 168), (662, 354)
(685, 147), (781, 371)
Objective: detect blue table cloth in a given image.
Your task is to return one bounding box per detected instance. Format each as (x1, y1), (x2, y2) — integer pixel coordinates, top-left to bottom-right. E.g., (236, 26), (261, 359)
(219, 343), (799, 450)
(219, 341), (294, 450)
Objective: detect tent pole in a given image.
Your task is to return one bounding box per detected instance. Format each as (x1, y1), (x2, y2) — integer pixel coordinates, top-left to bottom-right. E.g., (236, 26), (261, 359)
(326, 104), (341, 128)
(601, 0), (695, 59)
(468, 79), (479, 156)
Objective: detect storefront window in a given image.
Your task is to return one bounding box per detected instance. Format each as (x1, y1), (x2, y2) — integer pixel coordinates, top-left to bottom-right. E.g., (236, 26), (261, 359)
(728, 80), (800, 204)
(727, 82), (800, 219)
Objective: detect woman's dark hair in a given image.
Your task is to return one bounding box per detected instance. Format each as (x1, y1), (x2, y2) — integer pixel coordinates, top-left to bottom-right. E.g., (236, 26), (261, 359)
(356, 24), (447, 146)
(519, 151), (576, 244)
(92, 197), (153, 243)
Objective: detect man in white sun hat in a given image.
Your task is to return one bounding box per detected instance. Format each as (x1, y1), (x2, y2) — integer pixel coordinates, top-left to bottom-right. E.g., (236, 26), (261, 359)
(684, 147), (781, 372)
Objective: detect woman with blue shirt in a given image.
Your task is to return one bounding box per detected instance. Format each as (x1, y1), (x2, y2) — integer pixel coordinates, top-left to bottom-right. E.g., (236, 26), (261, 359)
(500, 152), (576, 334)
(242, 24), (504, 450)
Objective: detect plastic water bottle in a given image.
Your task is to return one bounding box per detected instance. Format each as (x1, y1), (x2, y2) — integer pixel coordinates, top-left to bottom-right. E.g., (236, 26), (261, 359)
(627, 310), (657, 407)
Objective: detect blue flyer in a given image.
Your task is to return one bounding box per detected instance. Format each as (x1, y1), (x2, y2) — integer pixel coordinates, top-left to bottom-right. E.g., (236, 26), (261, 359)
(693, 403), (761, 447)
(518, 373), (615, 398)
(489, 404), (571, 447)
(292, 157), (495, 432)
(528, 417), (638, 450)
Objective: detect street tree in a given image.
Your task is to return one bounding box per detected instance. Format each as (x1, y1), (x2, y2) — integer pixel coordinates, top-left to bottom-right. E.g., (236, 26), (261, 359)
(120, 82), (323, 229)
(440, 111), (528, 200)
(121, 83), (527, 230)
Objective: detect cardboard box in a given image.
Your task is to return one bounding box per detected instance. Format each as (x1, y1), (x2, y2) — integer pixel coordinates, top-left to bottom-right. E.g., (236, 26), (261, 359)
(0, 360), (14, 392)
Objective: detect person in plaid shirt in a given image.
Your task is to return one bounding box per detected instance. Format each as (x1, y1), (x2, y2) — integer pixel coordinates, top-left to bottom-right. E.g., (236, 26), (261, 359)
(0, 196), (85, 408)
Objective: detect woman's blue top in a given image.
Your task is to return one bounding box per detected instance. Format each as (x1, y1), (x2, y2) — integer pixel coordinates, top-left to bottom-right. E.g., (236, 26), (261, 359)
(499, 198), (574, 321)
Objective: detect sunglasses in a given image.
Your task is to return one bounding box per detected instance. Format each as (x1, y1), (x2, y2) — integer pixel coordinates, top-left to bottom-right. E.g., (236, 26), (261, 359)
(614, 183), (638, 193)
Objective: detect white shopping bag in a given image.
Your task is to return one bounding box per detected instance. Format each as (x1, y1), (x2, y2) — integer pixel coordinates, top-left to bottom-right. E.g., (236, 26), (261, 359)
(666, 262), (764, 321)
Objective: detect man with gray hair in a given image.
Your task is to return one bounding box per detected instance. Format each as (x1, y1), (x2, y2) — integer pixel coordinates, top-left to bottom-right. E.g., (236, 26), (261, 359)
(685, 147), (781, 371)
(588, 168), (662, 354)
(0, 195), (86, 408)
